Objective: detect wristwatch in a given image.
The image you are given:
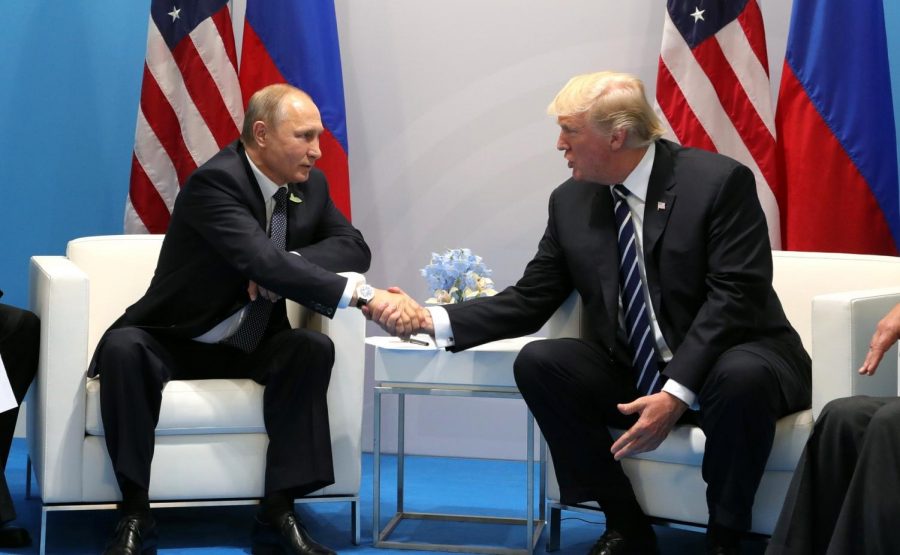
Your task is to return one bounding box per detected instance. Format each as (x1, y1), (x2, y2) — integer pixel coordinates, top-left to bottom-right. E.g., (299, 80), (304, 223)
(355, 283), (375, 309)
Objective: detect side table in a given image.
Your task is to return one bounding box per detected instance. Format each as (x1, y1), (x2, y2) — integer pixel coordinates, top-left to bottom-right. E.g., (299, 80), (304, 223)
(368, 335), (546, 555)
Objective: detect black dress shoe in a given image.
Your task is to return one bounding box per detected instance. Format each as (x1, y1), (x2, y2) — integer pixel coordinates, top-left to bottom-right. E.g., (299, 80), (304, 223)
(588, 529), (659, 555)
(252, 511), (335, 555)
(0, 524), (31, 548)
(103, 514), (158, 555)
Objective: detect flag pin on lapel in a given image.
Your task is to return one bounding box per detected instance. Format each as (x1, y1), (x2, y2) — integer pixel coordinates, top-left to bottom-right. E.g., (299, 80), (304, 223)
(657, 201), (666, 211)
(289, 193), (303, 204)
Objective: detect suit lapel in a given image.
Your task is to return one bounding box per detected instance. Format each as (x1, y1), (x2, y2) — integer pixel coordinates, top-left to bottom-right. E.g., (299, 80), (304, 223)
(591, 188), (621, 332)
(285, 183), (306, 246)
(643, 141), (676, 311)
(236, 142), (268, 230)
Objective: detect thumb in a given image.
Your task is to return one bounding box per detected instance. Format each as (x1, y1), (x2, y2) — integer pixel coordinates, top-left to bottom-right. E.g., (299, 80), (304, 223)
(618, 400), (640, 415)
(247, 281), (259, 301)
(387, 286), (406, 295)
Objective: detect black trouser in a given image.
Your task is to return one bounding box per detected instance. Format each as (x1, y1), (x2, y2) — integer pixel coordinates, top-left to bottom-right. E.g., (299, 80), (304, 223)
(768, 396), (900, 555)
(0, 304), (40, 523)
(92, 325), (336, 498)
(513, 337), (810, 532)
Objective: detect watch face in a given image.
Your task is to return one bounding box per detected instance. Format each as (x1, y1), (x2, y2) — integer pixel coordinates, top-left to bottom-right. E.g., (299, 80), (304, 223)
(357, 284), (375, 306)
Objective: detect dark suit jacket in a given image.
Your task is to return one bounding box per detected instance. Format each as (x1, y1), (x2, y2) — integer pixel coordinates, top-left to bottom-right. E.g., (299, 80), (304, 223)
(445, 139), (806, 396)
(112, 141), (371, 339)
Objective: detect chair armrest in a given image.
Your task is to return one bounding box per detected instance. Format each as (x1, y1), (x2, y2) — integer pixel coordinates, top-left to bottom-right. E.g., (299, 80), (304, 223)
(285, 272), (366, 492)
(27, 255), (91, 501)
(547, 291), (583, 339)
(811, 286), (900, 418)
(304, 272), (366, 432)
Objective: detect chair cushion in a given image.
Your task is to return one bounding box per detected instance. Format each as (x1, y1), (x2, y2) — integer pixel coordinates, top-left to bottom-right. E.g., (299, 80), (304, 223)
(610, 409), (812, 471)
(85, 378), (266, 436)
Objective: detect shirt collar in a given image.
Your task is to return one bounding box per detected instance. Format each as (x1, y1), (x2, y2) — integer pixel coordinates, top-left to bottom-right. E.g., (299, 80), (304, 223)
(244, 151), (284, 200)
(620, 144), (656, 203)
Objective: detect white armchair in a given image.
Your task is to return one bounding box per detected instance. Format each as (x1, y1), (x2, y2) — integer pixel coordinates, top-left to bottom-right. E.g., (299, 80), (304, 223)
(26, 235), (366, 554)
(545, 251), (900, 547)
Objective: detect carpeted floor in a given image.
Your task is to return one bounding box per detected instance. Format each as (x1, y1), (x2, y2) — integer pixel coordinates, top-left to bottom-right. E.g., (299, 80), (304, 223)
(2, 439), (767, 554)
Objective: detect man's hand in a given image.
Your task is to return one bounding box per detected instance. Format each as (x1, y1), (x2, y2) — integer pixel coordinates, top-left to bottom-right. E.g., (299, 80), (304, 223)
(610, 391), (687, 460)
(859, 302), (900, 375)
(362, 286), (426, 339)
(248, 281), (282, 302)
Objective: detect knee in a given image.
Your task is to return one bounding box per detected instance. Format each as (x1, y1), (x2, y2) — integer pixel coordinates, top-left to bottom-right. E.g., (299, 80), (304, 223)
(820, 397), (863, 421)
(816, 397), (872, 435)
(307, 331), (335, 366)
(95, 328), (148, 378)
(513, 340), (554, 389)
(868, 400), (900, 436)
(704, 354), (775, 408)
(286, 329), (335, 369)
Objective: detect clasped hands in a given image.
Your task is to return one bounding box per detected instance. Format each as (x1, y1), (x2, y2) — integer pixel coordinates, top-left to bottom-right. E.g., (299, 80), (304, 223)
(247, 281), (429, 339)
(246, 281), (429, 339)
(361, 286), (431, 339)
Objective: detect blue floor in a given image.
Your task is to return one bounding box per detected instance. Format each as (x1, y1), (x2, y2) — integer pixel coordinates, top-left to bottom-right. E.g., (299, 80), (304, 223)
(3, 439), (767, 554)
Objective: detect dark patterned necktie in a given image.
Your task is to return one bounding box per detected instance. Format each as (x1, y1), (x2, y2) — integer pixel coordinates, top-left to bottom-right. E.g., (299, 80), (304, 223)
(612, 185), (665, 395)
(223, 187), (288, 353)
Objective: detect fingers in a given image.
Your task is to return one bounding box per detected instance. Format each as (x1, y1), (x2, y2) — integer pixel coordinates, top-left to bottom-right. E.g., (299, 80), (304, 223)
(247, 281), (281, 302)
(258, 285), (281, 302)
(610, 393), (682, 460)
(367, 289), (421, 338)
(859, 346), (886, 376)
(859, 303), (900, 375)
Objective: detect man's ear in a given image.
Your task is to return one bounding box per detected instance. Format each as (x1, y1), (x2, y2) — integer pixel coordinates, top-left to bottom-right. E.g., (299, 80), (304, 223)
(609, 127), (627, 151)
(252, 120), (267, 147)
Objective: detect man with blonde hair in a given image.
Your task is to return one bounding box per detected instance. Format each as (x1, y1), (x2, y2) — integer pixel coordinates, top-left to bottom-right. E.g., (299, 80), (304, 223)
(93, 83), (419, 554)
(371, 71), (811, 555)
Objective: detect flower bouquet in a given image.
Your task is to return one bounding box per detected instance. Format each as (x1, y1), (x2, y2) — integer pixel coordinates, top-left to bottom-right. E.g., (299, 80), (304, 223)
(420, 248), (498, 304)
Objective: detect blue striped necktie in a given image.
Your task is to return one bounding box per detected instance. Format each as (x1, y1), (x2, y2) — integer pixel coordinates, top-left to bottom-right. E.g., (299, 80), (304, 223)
(612, 185), (665, 396)
(223, 187), (288, 353)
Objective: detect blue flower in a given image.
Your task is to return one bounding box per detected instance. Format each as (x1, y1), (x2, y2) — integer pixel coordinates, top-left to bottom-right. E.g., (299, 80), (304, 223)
(422, 248), (497, 304)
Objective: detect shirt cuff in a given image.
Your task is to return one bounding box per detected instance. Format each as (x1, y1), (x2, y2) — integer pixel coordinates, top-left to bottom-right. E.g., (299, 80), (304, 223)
(662, 378), (697, 409)
(338, 275), (365, 309)
(425, 306), (455, 348)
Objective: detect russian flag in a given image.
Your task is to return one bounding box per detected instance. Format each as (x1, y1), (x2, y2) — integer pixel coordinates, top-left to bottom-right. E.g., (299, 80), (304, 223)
(775, 0), (899, 255)
(239, 0), (352, 220)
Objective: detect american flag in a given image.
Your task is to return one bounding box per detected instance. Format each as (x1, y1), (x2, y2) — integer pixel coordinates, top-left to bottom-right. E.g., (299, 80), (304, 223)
(125, 0), (243, 234)
(655, 0), (780, 249)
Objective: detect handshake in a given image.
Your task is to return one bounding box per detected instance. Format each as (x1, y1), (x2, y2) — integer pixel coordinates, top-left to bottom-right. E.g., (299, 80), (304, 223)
(360, 286), (434, 340)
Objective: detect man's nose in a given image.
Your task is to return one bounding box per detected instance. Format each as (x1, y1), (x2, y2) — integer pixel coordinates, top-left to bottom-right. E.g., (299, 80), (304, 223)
(308, 137), (322, 160)
(556, 134), (567, 151)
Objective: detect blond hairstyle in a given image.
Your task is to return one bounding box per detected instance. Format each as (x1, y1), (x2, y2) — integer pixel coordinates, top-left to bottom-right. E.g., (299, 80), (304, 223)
(240, 83), (311, 144)
(547, 71), (665, 148)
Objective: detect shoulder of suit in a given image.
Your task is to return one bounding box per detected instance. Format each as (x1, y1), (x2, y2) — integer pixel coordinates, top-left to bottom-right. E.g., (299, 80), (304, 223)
(660, 138), (746, 174)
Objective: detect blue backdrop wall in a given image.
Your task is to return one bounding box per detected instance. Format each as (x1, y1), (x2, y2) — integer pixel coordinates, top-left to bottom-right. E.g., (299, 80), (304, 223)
(0, 2), (147, 308)
(2, 1), (900, 312)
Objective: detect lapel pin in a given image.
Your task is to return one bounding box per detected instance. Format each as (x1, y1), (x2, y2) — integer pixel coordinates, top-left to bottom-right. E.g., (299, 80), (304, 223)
(657, 201), (666, 211)
(289, 193), (303, 204)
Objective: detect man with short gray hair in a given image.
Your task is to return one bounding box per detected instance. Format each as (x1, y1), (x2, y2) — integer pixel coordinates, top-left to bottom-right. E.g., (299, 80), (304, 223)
(93, 84), (420, 555)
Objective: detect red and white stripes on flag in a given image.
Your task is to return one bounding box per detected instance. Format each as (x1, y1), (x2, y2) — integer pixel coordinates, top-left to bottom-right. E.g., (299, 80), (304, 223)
(655, 0), (781, 249)
(125, 1), (243, 234)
